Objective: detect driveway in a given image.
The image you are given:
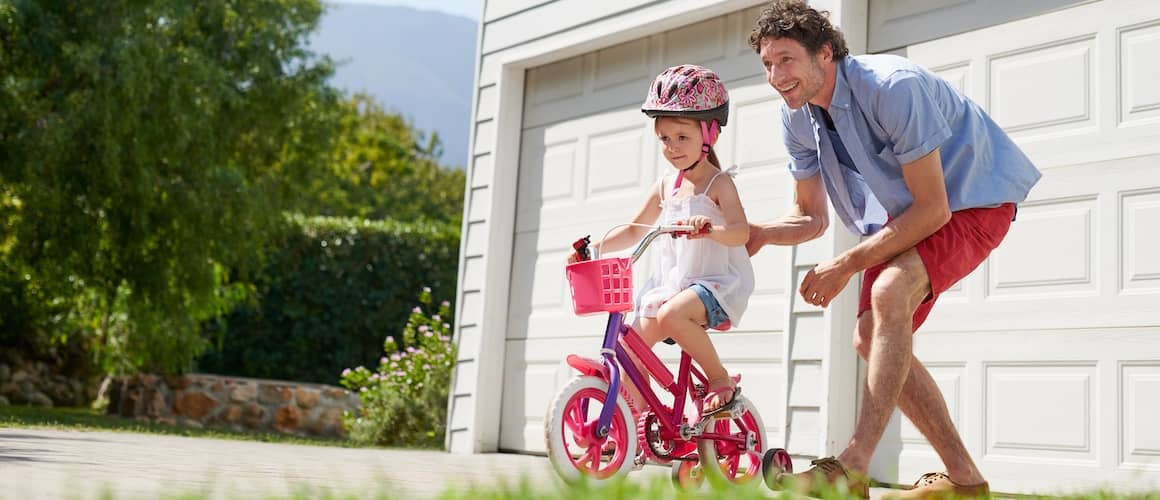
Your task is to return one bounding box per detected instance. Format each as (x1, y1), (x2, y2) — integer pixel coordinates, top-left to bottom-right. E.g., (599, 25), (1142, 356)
(0, 427), (900, 499)
(0, 428), (564, 499)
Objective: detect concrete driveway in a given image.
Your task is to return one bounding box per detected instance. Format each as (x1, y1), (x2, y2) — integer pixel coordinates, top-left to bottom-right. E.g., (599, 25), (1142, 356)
(0, 428), (564, 499)
(0, 427), (899, 499)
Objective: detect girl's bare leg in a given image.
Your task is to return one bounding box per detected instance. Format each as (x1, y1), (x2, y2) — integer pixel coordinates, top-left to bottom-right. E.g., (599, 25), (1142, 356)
(655, 289), (732, 412)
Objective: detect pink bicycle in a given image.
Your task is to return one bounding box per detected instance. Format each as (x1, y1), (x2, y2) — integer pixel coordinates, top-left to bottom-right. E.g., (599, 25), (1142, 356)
(544, 224), (792, 488)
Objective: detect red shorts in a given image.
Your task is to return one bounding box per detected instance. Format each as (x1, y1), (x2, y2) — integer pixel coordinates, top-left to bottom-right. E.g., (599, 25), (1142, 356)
(858, 203), (1016, 332)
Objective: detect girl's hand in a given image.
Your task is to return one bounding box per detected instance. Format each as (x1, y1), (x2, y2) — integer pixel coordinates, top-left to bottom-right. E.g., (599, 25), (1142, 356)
(684, 216), (713, 239)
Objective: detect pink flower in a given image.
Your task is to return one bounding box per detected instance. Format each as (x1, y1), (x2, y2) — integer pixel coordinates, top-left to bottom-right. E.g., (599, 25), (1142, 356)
(418, 325), (429, 332)
(423, 286), (431, 293)
(441, 301), (450, 307)
(412, 307), (421, 313)
(342, 368), (351, 376)
(424, 331), (433, 338)
(431, 315), (441, 322)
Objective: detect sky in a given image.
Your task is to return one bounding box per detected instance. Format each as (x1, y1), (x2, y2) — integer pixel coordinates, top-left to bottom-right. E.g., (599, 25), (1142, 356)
(333, 0), (481, 21)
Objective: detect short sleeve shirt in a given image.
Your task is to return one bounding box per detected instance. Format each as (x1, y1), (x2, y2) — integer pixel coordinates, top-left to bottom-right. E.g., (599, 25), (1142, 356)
(780, 55), (1042, 235)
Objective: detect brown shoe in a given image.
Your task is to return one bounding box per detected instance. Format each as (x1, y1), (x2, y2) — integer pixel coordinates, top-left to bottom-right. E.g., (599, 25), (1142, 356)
(888, 472), (991, 499)
(766, 456), (870, 499)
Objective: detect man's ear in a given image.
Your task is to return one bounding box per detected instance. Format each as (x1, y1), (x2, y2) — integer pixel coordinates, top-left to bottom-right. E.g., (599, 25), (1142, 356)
(821, 42), (833, 62)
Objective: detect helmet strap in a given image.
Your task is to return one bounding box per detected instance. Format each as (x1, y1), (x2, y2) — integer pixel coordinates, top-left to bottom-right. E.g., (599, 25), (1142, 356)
(698, 119), (720, 164)
(672, 119), (721, 195)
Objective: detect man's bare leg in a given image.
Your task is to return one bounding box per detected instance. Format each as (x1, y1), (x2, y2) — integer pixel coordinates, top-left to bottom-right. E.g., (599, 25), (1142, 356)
(838, 249), (930, 472)
(853, 313), (985, 485)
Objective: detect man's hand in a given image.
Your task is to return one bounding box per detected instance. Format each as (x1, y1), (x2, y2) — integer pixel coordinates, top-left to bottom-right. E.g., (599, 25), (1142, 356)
(799, 258), (855, 308)
(745, 222), (766, 256)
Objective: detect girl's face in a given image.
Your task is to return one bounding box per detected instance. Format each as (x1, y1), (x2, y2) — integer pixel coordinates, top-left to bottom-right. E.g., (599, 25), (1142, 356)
(655, 117), (704, 170)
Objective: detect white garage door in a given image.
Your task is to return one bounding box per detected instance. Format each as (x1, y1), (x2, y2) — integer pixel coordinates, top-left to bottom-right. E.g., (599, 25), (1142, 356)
(499, 6), (803, 453)
(866, 0), (1160, 493)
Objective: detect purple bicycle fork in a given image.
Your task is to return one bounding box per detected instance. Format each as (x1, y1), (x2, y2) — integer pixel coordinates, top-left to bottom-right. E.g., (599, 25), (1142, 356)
(594, 313), (693, 439)
(593, 312), (625, 438)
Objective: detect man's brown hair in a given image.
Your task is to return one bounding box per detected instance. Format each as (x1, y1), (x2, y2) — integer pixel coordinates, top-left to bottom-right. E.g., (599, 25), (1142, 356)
(747, 0), (849, 59)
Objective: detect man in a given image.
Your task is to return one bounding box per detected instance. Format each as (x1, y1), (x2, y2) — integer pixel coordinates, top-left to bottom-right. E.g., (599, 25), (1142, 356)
(744, 1), (1041, 498)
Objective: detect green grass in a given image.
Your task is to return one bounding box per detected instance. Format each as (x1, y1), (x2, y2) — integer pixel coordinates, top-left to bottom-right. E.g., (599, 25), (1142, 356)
(78, 475), (1160, 500)
(0, 404), (363, 448)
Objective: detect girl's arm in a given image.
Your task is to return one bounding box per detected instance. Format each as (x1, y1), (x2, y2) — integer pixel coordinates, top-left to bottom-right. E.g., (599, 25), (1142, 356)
(593, 179), (663, 255)
(702, 176), (749, 247)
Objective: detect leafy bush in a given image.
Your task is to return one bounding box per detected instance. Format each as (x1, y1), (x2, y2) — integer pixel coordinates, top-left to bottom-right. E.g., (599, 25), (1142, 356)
(197, 215), (459, 384)
(0, 0), (339, 376)
(339, 289), (455, 448)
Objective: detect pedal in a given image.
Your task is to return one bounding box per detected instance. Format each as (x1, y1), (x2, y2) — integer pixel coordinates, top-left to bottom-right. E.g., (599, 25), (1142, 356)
(632, 450), (647, 471)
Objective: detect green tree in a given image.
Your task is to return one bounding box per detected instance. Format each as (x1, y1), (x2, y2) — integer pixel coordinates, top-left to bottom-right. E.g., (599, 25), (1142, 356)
(289, 94), (466, 226)
(0, 0), (339, 374)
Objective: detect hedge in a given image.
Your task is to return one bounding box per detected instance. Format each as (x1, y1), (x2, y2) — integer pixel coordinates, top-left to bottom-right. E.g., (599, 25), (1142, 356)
(197, 215), (460, 384)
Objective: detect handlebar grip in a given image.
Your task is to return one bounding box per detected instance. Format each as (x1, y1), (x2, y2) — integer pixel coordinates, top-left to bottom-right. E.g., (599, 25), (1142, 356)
(657, 224), (711, 235)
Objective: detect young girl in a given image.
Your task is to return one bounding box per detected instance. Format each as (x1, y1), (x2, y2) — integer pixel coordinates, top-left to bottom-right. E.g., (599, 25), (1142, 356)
(577, 65), (755, 419)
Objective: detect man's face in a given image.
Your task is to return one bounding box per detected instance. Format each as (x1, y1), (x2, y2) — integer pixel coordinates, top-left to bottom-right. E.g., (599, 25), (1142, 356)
(759, 36), (828, 109)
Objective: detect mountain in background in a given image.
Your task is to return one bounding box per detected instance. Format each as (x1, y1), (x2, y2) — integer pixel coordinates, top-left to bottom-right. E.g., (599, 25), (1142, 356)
(310, 3), (477, 168)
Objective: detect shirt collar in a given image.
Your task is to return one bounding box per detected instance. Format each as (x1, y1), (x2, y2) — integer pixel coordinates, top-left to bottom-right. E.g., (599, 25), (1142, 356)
(828, 57), (853, 111)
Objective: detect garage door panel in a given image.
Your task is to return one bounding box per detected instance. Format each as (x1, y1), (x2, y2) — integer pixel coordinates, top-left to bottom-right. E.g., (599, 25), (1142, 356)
(985, 363), (1097, 461)
(987, 196), (1097, 296)
(1122, 363), (1160, 471)
(1122, 189), (1160, 292)
(988, 35), (1096, 136)
(930, 61), (971, 94)
(662, 16), (728, 68)
(733, 96), (790, 168)
(587, 125), (648, 197)
(516, 114), (655, 235)
(593, 38), (650, 91)
(526, 55), (585, 106)
(1121, 22), (1160, 125)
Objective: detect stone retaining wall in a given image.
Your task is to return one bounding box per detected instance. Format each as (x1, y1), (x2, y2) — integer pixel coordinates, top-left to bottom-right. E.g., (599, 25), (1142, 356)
(0, 351), (99, 408)
(107, 374), (360, 438)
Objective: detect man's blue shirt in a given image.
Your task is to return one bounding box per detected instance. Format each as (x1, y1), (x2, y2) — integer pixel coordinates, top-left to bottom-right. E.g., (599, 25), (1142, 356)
(781, 55), (1042, 235)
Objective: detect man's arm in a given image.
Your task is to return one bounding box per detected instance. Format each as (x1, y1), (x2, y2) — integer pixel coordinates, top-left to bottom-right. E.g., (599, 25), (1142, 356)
(835, 148), (950, 272)
(746, 173), (829, 256)
(798, 148), (950, 307)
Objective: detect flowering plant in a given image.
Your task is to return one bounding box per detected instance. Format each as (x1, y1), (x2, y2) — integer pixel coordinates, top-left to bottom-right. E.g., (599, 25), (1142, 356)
(339, 287), (455, 447)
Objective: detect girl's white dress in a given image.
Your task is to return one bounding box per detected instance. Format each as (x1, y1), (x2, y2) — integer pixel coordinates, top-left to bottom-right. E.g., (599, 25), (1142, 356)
(635, 166), (755, 327)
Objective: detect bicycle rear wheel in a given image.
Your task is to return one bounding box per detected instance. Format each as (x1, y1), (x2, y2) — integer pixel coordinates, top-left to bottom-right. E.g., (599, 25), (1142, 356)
(695, 395), (766, 487)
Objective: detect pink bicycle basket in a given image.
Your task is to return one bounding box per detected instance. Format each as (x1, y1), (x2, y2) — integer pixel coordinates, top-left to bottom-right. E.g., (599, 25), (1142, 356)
(565, 257), (634, 315)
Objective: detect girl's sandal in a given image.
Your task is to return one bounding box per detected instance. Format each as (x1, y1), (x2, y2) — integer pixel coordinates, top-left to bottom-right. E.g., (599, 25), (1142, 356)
(700, 384), (741, 419)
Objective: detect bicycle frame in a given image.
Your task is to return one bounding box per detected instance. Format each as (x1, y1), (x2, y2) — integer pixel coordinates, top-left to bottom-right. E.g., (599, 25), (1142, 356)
(586, 226), (737, 447)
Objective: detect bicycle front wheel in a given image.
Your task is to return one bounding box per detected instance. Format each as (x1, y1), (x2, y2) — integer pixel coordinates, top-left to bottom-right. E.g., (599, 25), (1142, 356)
(544, 375), (637, 484)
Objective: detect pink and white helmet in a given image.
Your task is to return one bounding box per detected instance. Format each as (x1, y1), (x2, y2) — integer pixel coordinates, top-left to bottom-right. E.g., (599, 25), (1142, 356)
(641, 64), (729, 127)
